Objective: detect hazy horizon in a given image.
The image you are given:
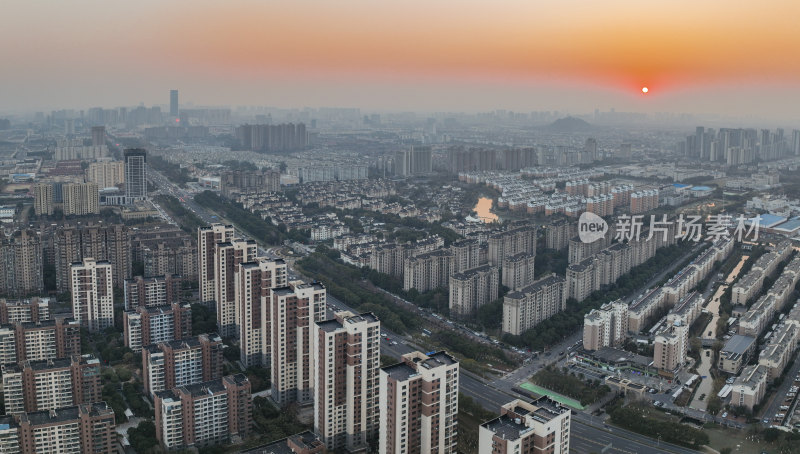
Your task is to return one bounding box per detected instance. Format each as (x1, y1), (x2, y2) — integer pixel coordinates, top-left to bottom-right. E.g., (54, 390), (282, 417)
(3, 0), (800, 122)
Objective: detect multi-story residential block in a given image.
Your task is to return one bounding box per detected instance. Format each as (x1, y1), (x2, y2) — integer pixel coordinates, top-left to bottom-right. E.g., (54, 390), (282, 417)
(154, 374), (251, 450)
(220, 168), (281, 198)
(630, 189), (659, 214)
(502, 252), (535, 291)
(478, 397), (571, 454)
(0, 298), (50, 324)
(503, 274), (566, 335)
(54, 223), (130, 292)
(718, 334), (757, 375)
(449, 265), (499, 318)
(1, 354), (101, 414)
(143, 333), (224, 396)
(627, 287), (667, 333)
(123, 303), (192, 352)
(215, 239), (257, 338)
(380, 351), (459, 454)
(730, 364), (769, 410)
(403, 249), (454, 292)
(0, 317), (81, 364)
(487, 226), (537, 266)
(235, 257), (287, 367)
(367, 243), (407, 278)
(653, 321), (689, 372)
(0, 230), (44, 297)
(313, 312), (381, 452)
(582, 300), (629, 351)
(198, 224), (235, 305)
(758, 323), (799, 380)
(123, 274), (182, 310)
(70, 258), (114, 332)
(270, 282), (326, 406)
(0, 402), (116, 454)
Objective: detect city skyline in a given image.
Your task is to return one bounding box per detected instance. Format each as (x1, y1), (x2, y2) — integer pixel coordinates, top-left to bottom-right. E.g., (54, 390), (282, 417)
(2, 1), (800, 120)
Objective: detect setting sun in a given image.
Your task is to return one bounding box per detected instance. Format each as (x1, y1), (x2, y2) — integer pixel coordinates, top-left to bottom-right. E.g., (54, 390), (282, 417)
(642, 87), (649, 93)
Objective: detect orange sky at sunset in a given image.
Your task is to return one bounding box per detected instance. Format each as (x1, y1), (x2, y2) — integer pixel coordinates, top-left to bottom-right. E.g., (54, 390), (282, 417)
(2, 0), (800, 118)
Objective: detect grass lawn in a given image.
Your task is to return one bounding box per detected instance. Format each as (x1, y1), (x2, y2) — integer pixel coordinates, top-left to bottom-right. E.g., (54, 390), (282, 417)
(704, 426), (775, 453)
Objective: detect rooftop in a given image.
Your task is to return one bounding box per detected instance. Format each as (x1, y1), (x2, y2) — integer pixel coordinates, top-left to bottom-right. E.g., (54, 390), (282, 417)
(480, 414), (528, 441)
(721, 334), (756, 356)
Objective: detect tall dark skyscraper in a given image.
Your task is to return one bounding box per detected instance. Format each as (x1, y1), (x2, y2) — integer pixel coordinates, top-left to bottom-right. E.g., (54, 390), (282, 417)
(170, 89), (179, 117)
(124, 149), (147, 201)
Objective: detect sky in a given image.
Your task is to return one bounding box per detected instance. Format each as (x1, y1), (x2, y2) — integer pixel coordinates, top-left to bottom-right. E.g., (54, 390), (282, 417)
(2, 0), (800, 119)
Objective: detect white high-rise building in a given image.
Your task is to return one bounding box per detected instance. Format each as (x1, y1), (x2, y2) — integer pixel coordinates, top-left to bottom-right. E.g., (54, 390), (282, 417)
(70, 258), (114, 332)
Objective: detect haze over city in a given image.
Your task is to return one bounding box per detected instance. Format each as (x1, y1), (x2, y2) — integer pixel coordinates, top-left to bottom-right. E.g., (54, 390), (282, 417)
(2, 1), (800, 454)
(2, 0), (800, 121)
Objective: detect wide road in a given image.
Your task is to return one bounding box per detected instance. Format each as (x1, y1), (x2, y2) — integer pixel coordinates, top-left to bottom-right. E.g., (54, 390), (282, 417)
(150, 167), (699, 454)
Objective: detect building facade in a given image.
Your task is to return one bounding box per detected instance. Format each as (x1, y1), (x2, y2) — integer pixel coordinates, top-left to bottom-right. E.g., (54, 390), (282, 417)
(380, 351), (459, 454)
(313, 312), (381, 452)
(70, 258), (114, 332)
(123, 302), (192, 352)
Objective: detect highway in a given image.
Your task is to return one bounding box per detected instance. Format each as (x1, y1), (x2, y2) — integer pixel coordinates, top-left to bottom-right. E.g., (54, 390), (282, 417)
(149, 166), (699, 454)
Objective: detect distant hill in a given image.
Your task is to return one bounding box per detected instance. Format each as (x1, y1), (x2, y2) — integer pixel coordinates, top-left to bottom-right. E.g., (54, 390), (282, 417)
(547, 116), (593, 132)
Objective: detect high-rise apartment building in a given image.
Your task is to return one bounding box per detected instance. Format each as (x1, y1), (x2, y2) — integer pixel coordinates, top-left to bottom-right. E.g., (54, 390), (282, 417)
(197, 224), (234, 305)
(1, 354), (101, 414)
(503, 274), (566, 335)
(154, 374), (252, 450)
(270, 281), (326, 406)
(124, 148), (147, 201)
(33, 183), (54, 216)
(235, 123), (308, 152)
(132, 225), (198, 281)
(220, 169), (281, 198)
(502, 252), (536, 291)
(0, 402), (116, 454)
(62, 182), (100, 215)
(582, 300), (629, 351)
(54, 223), (131, 292)
(0, 298), (50, 324)
(449, 264), (500, 318)
(123, 274), (182, 310)
(478, 397), (571, 454)
(0, 317), (81, 365)
(313, 311), (381, 452)
(85, 161), (124, 188)
(142, 333), (224, 396)
(70, 258), (114, 332)
(450, 239), (481, 273)
(653, 321), (689, 372)
(0, 230), (44, 297)
(215, 239), (257, 338)
(394, 146), (432, 176)
(235, 257), (287, 368)
(487, 225), (537, 266)
(380, 351), (459, 454)
(123, 302), (192, 352)
(403, 249), (454, 292)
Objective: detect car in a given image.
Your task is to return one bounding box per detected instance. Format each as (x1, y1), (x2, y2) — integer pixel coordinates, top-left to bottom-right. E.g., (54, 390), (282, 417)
(390, 341), (398, 346)
(721, 412), (728, 418)
(380, 333), (387, 337)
